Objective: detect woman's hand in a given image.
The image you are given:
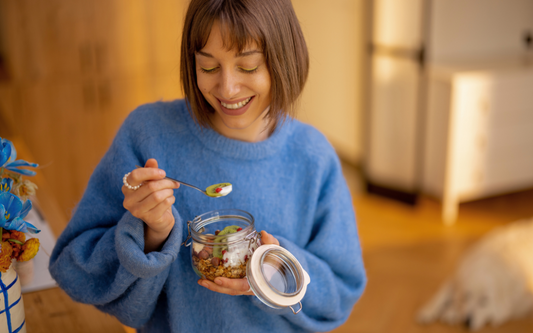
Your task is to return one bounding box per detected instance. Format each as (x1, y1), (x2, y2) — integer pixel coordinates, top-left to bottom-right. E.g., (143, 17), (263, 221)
(198, 230), (280, 295)
(122, 158), (180, 253)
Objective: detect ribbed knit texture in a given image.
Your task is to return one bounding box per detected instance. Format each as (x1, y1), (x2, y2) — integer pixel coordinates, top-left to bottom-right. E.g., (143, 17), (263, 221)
(49, 99), (366, 333)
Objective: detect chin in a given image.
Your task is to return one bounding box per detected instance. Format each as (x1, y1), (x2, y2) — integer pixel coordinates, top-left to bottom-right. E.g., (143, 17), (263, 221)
(218, 117), (256, 130)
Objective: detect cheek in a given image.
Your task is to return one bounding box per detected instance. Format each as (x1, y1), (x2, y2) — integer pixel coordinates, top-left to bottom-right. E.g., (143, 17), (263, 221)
(256, 73), (272, 96)
(196, 73), (211, 94)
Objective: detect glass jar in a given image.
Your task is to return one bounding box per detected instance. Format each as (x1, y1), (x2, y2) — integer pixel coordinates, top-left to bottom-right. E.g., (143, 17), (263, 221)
(182, 209), (260, 281)
(183, 209), (311, 314)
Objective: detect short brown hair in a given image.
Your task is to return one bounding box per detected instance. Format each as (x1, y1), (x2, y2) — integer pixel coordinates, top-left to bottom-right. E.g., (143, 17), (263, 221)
(180, 0), (309, 129)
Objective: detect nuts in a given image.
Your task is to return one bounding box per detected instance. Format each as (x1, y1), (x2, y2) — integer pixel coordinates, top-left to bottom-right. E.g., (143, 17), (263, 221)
(199, 249), (209, 259)
(211, 257), (221, 267)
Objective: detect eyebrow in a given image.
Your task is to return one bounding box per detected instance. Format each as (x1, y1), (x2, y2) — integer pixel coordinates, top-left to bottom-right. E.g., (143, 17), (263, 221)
(196, 50), (262, 58)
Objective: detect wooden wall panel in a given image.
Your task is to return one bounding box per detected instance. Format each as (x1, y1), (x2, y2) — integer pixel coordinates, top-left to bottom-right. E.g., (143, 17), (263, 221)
(0, 0), (185, 217)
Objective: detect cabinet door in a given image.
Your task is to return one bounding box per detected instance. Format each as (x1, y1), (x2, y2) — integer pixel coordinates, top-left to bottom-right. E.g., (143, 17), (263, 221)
(447, 68), (533, 203)
(474, 69), (533, 197)
(366, 0), (427, 196)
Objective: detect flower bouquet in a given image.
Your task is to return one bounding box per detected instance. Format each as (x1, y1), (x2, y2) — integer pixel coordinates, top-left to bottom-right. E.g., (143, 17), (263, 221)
(0, 137), (41, 273)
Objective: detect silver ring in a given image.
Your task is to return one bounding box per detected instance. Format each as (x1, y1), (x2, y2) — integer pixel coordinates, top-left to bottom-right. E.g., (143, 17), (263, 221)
(123, 172), (142, 190)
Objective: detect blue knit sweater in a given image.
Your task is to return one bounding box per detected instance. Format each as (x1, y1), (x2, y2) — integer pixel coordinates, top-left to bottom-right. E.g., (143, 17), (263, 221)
(49, 99), (366, 332)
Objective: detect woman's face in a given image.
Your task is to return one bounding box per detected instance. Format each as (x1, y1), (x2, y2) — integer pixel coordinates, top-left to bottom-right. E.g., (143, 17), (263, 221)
(195, 22), (272, 142)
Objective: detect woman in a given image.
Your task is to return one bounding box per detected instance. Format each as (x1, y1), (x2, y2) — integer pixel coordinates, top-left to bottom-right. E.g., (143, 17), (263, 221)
(50, 0), (366, 332)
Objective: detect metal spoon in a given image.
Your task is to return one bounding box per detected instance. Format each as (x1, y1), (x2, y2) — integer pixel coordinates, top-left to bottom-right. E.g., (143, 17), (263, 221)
(135, 165), (232, 197)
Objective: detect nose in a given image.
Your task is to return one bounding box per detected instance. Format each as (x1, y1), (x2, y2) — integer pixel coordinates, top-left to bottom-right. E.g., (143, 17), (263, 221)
(218, 68), (240, 99)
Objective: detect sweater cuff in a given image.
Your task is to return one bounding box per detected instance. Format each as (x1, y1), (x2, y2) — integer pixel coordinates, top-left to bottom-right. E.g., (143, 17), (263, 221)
(115, 207), (182, 279)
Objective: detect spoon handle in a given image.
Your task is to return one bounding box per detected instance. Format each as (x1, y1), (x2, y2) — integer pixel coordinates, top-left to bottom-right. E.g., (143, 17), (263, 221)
(164, 175), (205, 193)
(134, 165), (206, 194)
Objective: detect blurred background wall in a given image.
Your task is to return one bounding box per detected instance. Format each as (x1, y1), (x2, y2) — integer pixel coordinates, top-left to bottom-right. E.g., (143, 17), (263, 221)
(0, 0), (532, 223)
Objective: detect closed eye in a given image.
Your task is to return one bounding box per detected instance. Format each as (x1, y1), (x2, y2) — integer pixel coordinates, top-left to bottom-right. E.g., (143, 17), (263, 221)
(239, 66), (258, 74)
(199, 67), (218, 74)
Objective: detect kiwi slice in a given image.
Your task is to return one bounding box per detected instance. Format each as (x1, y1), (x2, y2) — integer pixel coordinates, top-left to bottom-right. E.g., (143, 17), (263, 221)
(206, 183), (232, 197)
(213, 225), (241, 259)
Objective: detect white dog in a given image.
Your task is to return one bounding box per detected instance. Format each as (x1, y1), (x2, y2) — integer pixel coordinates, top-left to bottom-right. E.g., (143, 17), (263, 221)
(417, 218), (533, 330)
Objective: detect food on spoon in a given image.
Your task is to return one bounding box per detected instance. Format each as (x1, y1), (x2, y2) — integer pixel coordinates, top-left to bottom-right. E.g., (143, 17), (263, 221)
(206, 183), (232, 197)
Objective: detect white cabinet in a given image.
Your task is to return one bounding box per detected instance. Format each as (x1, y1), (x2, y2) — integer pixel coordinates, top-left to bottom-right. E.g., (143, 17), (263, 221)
(423, 61), (533, 223)
(365, 0), (533, 222)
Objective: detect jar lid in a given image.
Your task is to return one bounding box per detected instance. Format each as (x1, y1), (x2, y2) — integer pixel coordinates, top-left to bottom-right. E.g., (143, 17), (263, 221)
(246, 244), (311, 314)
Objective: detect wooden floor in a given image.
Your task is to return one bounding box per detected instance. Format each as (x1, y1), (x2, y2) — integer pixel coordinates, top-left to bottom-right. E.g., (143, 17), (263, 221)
(331, 164), (533, 333)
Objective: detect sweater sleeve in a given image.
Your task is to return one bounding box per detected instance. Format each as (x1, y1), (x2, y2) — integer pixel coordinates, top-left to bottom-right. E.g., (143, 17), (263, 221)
(250, 154), (367, 332)
(49, 111), (184, 328)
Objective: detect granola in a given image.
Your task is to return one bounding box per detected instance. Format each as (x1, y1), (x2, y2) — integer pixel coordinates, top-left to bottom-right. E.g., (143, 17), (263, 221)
(193, 254), (248, 281)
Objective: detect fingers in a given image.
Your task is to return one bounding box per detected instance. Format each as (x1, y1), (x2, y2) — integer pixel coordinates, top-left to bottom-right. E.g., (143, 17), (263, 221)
(124, 184), (177, 216)
(124, 179), (178, 206)
(145, 158), (158, 169)
(122, 158), (179, 229)
(123, 165), (166, 191)
(141, 189), (176, 221)
(260, 230), (280, 246)
(198, 277), (253, 296)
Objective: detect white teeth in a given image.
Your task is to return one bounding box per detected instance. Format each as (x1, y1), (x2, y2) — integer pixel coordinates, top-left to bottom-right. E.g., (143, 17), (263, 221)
(221, 97), (252, 109)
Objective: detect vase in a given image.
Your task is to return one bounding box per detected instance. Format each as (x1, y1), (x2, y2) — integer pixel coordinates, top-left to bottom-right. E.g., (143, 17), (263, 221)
(13, 260), (34, 287)
(0, 264), (26, 333)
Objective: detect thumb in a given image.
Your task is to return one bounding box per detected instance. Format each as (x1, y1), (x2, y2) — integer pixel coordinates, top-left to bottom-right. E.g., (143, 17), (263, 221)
(260, 230), (280, 246)
(144, 158), (159, 169)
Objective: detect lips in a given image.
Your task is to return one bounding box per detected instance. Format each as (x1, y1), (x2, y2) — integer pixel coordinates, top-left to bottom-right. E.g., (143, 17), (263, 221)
(218, 96), (255, 116)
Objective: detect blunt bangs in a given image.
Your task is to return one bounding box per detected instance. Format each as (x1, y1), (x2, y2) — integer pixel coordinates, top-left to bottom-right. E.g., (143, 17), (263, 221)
(191, 5), (265, 55)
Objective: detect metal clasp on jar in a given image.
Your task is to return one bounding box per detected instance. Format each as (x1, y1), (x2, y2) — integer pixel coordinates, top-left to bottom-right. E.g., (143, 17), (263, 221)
(182, 218), (196, 247)
(247, 230), (261, 253)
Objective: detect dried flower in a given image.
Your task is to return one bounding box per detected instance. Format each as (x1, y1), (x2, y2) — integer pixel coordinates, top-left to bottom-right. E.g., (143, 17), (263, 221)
(19, 238), (40, 262)
(0, 241), (13, 273)
(3, 230), (26, 243)
(12, 180), (38, 202)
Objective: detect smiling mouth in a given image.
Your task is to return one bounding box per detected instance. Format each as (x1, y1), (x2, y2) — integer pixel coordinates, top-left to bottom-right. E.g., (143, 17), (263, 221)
(220, 97), (253, 110)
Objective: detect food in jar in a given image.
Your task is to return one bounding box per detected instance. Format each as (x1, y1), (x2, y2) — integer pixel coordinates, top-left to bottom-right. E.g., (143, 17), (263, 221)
(192, 225), (258, 281)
